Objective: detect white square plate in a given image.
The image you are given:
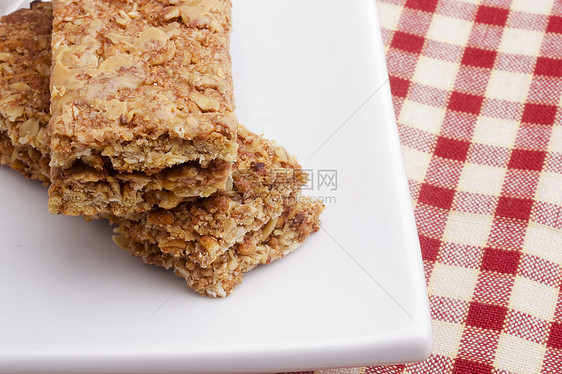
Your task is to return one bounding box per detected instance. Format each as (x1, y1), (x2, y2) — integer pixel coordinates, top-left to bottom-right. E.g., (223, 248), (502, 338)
(0, 0), (432, 372)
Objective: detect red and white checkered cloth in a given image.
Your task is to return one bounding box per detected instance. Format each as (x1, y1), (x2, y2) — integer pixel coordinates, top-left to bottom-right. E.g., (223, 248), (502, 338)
(291, 0), (562, 373)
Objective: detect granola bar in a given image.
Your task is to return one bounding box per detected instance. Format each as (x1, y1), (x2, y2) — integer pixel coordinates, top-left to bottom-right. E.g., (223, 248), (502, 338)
(0, 3), (324, 297)
(107, 125), (306, 268)
(49, 0), (238, 216)
(0, 2), (307, 269)
(0, 1), (52, 185)
(114, 196), (323, 297)
(3, 116), (323, 297)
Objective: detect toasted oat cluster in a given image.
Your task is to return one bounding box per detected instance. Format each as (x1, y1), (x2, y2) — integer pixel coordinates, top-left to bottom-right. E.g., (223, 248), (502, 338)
(0, 2), (324, 298)
(48, 0), (238, 216)
(0, 1), (52, 184)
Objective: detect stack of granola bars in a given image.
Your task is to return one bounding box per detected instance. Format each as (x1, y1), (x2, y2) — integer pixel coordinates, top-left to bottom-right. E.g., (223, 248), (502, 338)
(0, 1), (323, 297)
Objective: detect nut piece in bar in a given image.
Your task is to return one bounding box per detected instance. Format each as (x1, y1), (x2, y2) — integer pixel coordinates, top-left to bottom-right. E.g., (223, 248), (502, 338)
(48, 0), (238, 216)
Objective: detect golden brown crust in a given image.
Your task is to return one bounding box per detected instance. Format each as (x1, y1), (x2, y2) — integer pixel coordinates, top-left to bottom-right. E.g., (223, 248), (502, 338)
(48, 0), (238, 215)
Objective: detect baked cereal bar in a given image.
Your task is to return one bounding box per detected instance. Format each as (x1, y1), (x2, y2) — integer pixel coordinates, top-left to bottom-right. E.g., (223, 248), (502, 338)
(107, 125), (307, 268)
(49, 0), (238, 216)
(0, 1), (52, 184)
(114, 196), (323, 297)
(0, 3), (324, 297)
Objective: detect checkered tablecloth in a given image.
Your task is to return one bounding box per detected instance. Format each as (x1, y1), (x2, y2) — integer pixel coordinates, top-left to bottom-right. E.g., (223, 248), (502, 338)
(291, 0), (562, 373)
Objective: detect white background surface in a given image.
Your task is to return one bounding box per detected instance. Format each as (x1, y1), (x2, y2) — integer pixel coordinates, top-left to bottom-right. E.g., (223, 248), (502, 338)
(0, 0), (432, 372)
